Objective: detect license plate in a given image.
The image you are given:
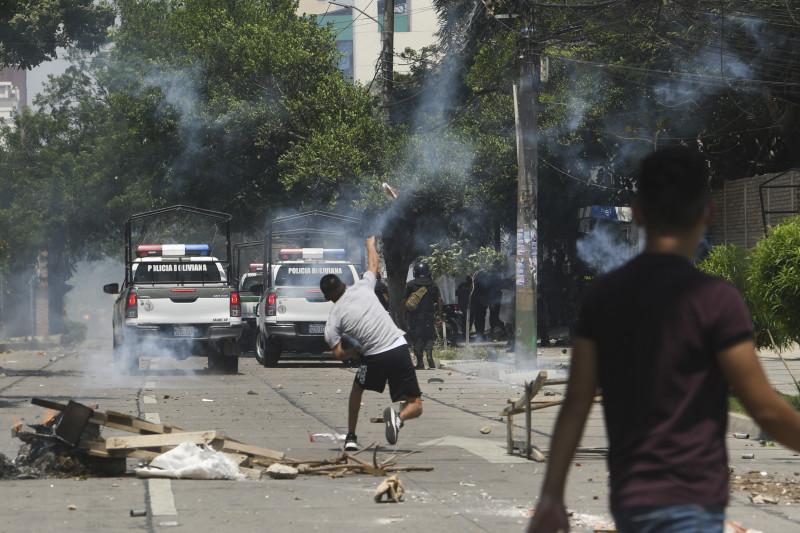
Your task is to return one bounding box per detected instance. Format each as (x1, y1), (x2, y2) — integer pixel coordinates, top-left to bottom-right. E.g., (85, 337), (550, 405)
(174, 326), (197, 337)
(308, 323), (325, 334)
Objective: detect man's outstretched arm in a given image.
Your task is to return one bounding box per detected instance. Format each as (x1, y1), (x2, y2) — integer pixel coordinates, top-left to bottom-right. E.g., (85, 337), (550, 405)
(527, 337), (598, 533)
(718, 340), (800, 451)
(366, 236), (378, 277)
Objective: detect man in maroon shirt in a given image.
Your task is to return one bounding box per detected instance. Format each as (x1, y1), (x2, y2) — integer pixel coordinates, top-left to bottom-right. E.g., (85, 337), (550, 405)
(527, 147), (800, 533)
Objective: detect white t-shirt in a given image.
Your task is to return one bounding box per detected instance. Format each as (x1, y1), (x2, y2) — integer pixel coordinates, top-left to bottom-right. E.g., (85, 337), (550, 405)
(324, 270), (406, 356)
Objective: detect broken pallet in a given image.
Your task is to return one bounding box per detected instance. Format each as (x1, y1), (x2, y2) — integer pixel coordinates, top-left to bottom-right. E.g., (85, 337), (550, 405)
(30, 398), (286, 471)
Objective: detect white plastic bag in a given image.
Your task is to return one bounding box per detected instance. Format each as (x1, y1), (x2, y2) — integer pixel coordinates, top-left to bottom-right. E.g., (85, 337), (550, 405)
(136, 442), (245, 480)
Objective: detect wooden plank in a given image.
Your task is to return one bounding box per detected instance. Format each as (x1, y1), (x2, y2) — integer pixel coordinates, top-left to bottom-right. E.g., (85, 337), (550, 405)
(82, 440), (161, 460)
(500, 371), (548, 416)
(31, 397), (69, 411)
(106, 430), (219, 450)
(218, 439), (285, 461)
(104, 410), (185, 434)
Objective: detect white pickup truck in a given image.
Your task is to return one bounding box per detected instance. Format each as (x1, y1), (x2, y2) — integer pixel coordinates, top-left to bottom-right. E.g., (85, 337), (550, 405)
(251, 211), (363, 367)
(103, 206), (243, 373)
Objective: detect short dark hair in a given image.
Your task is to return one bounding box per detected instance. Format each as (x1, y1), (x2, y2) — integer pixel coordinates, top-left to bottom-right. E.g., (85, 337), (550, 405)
(636, 146), (710, 233)
(320, 274), (346, 302)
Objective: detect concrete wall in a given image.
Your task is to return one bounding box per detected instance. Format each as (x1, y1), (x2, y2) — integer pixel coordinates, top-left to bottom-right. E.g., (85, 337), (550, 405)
(709, 169), (800, 249)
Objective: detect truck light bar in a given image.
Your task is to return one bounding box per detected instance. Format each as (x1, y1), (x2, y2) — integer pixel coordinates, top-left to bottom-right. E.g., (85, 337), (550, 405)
(136, 244), (211, 257)
(249, 263), (264, 272)
(278, 248), (347, 261)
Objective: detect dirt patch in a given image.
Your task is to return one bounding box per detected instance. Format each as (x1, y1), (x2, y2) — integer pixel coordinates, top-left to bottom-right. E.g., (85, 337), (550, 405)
(730, 470), (800, 504)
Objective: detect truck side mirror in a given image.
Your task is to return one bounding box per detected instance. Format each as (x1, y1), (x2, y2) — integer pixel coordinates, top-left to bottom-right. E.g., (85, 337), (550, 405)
(103, 283), (120, 294)
(249, 283), (263, 295)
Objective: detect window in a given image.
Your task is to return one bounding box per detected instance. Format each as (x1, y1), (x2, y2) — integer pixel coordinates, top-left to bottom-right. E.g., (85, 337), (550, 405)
(377, 0), (409, 31)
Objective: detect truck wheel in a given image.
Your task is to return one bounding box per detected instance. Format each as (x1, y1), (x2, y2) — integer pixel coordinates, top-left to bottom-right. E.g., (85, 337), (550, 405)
(208, 341), (239, 374)
(255, 331), (281, 367)
(113, 340), (139, 374)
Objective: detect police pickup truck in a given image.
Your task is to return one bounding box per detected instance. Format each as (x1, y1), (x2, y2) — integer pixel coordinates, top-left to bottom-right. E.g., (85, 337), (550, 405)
(251, 211), (362, 367)
(103, 206), (242, 373)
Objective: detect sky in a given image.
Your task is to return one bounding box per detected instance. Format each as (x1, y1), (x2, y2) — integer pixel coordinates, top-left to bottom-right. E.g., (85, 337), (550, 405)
(25, 54), (71, 109)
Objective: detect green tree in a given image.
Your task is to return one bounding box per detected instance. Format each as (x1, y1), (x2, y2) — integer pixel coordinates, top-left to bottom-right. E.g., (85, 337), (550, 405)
(0, 0), (387, 335)
(0, 0), (115, 69)
(106, 0), (389, 221)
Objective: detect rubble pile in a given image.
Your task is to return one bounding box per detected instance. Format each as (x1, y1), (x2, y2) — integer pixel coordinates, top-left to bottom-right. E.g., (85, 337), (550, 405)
(4, 410), (111, 479)
(4, 398), (433, 482)
(730, 469), (800, 505)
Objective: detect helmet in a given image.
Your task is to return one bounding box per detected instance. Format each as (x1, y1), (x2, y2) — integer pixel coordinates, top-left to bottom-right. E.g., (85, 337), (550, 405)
(413, 261), (430, 278)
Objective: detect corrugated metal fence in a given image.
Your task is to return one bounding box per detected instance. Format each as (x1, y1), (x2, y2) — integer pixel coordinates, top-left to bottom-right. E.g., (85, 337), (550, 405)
(709, 169), (800, 249)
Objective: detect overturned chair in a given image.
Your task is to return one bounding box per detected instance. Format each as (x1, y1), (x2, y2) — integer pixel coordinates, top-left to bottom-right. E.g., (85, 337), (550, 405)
(500, 370), (602, 461)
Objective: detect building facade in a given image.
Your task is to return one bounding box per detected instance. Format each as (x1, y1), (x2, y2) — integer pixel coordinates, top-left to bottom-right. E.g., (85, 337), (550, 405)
(0, 81), (22, 133)
(297, 0), (439, 84)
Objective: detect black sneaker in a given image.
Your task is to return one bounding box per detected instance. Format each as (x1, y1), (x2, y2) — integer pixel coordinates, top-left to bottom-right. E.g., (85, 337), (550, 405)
(383, 407), (402, 445)
(344, 432), (359, 451)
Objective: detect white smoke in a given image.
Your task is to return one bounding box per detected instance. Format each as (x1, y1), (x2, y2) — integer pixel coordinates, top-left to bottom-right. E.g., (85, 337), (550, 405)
(576, 223), (639, 275)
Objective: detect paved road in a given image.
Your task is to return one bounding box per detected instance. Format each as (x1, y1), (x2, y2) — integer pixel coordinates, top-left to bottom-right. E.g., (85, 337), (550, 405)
(1, 340), (799, 532)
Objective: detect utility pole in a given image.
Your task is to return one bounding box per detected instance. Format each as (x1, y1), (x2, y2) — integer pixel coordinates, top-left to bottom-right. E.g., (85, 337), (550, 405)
(514, 0), (539, 369)
(381, 0), (394, 119)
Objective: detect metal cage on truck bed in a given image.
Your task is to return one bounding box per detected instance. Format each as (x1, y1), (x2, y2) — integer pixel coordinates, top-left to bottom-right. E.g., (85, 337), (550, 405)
(263, 211), (364, 287)
(124, 205), (234, 286)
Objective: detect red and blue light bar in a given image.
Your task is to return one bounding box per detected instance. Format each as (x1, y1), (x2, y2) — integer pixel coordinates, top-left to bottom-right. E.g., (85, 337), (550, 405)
(249, 263), (264, 272)
(278, 248), (346, 261)
(136, 244), (211, 257)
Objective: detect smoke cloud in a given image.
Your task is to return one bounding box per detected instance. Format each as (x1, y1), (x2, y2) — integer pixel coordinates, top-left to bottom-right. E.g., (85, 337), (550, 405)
(576, 223), (640, 275)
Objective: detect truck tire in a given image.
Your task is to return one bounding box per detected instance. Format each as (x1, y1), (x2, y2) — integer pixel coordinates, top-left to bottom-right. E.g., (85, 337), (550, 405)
(255, 331), (281, 367)
(208, 340), (240, 374)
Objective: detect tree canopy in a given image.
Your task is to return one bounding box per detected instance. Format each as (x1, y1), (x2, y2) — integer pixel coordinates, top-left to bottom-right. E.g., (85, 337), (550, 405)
(3, 0), (800, 337)
(0, 0), (115, 69)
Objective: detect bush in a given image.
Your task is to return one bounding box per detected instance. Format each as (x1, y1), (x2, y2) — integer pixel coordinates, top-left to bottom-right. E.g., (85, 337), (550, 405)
(749, 218), (800, 346)
(63, 320), (87, 345)
(698, 219), (800, 350)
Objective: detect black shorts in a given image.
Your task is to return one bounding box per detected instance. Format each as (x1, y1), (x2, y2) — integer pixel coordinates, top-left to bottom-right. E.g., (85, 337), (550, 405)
(354, 345), (421, 402)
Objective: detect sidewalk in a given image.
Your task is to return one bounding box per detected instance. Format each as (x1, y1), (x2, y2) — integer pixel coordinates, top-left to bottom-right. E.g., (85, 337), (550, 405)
(442, 340), (800, 434)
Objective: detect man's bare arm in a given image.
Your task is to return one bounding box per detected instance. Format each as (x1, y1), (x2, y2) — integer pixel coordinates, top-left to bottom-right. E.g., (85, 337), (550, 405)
(331, 341), (360, 361)
(718, 340), (800, 452)
(366, 236), (378, 277)
(528, 337), (598, 533)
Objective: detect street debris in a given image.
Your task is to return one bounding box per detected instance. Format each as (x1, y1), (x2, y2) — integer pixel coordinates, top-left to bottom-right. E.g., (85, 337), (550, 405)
(479, 426), (491, 434)
(309, 432), (345, 443)
(4, 398), (434, 482)
(266, 464), (299, 479)
(374, 474), (405, 502)
(724, 520), (764, 533)
(730, 469), (800, 504)
(135, 442), (244, 480)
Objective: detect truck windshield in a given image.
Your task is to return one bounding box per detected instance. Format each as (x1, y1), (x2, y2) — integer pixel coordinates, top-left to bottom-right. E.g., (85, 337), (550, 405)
(274, 264), (355, 287)
(133, 260), (222, 283)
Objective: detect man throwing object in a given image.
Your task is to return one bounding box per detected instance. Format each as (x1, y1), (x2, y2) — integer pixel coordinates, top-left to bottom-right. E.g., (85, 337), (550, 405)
(321, 236), (422, 451)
